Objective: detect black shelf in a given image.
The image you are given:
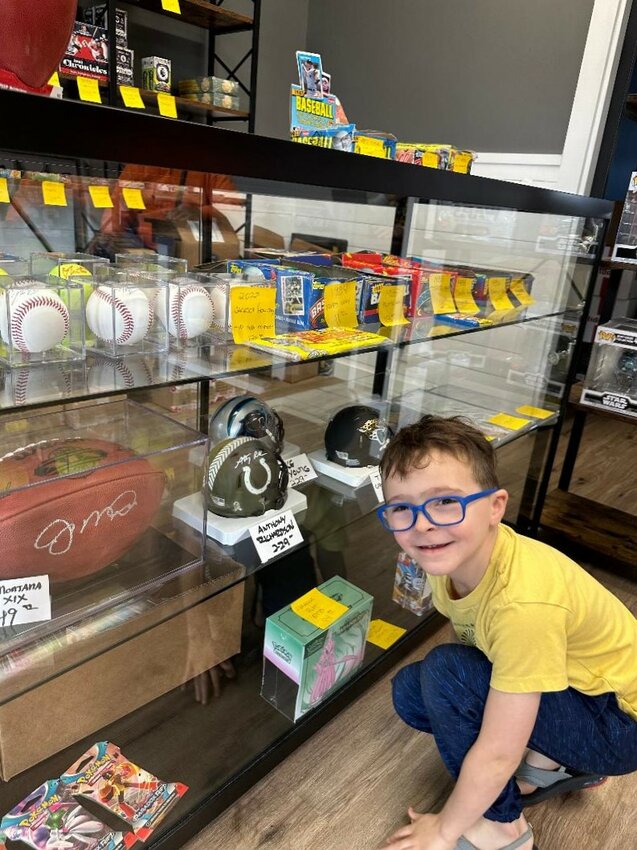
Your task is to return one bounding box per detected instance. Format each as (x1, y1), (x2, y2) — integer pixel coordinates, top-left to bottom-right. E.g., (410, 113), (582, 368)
(123, 0), (254, 33)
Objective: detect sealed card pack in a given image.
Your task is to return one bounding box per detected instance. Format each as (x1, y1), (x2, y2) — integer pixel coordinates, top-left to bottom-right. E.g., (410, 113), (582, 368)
(291, 124), (356, 152)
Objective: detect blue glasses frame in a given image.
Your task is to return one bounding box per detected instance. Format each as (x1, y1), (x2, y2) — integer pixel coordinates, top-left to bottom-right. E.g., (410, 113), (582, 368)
(376, 488), (498, 531)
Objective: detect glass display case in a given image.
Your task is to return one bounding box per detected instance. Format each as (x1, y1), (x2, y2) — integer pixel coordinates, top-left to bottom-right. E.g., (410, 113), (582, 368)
(0, 89), (612, 850)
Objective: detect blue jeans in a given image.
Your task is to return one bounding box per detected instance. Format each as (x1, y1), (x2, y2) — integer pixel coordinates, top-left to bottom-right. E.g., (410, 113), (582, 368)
(392, 644), (637, 822)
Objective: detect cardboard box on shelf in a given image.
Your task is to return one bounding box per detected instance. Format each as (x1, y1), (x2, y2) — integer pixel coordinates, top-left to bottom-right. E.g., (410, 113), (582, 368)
(272, 362), (320, 383)
(0, 582), (244, 780)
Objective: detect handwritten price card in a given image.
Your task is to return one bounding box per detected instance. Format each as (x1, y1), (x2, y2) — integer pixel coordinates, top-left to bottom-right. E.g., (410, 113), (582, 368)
(378, 283), (409, 326)
(291, 588), (348, 629)
(515, 405), (553, 420)
(250, 509), (303, 563)
(429, 273), (456, 314)
(453, 276), (480, 314)
(88, 185), (114, 208)
(42, 181), (67, 206)
(367, 619), (406, 650)
(0, 177), (9, 204)
(122, 187), (146, 210)
(286, 453), (318, 488)
(230, 285), (276, 344)
(487, 278), (514, 311)
(0, 575), (51, 627)
(324, 280), (358, 328)
(510, 277), (535, 306)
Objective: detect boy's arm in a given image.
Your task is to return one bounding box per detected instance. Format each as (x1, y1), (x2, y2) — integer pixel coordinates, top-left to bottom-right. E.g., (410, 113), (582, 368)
(437, 688), (540, 843)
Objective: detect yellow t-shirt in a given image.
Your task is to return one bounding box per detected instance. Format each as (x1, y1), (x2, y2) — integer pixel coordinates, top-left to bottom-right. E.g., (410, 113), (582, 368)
(428, 524), (637, 720)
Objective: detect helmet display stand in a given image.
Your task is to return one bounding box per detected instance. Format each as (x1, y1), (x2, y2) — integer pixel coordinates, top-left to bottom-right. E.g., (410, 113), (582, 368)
(307, 448), (378, 489)
(172, 488), (307, 546)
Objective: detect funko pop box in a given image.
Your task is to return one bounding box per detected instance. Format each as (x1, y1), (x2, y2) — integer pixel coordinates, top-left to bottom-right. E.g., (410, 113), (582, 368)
(262, 577), (373, 722)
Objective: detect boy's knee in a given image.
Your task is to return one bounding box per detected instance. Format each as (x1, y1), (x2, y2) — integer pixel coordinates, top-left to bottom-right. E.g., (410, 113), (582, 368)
(391, 661), (429, 730)
(421, 643), (490, 702)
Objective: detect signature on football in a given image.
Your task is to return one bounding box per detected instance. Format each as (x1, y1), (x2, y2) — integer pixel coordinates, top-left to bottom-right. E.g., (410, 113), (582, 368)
(33, 490), (139, 555)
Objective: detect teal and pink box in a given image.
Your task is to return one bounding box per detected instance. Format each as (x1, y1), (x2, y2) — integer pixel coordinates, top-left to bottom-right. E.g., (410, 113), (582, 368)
(261, 577), (373, 722)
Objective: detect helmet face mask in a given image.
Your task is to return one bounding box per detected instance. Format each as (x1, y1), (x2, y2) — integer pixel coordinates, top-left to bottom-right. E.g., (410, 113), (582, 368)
(206, 436), (289, 518)
(324, 405), (393, 468)
(209, 395), (285, 452)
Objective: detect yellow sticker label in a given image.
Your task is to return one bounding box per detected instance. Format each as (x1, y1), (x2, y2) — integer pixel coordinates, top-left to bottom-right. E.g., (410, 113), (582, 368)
(510, 277), (535, 306)
(453, 276), (480, 314)
(57, 263), (92, 280)
(48, 71), (61, 87)
(161, 0), (181, 12)
(355, 136), (388, 158)
(42, 181), (67, 207)
(88, 185), (114, 208)
(488, 412), (531, 431)
(429, 272), (456, 314)
(0, 177), (9, 204)
(228, 346), (272, 372)
(427, 324), (453, 338)
(122, 187), (146, 210)
(324, 280), (359, 328)
(291, 588), (349, 630)
(515, 405), (554, 420)
(77, 76), (102, 104)
(487, 277), (514, 311)
(157, 92), (177, 118)
(230, 285), (276, 344)
(367, 619), (407, 650)
(0, 268), (8, 275)
(119, 85), (145, 109)
(378, 283), (409, 326)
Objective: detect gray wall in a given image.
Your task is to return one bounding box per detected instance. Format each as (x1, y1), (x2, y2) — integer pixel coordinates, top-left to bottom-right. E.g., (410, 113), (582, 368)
(304, 0), (594, 153)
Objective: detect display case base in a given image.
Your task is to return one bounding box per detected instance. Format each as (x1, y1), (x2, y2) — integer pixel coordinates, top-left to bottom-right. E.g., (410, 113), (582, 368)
(173, 488), (308, 545)
(308, 449), (375, 489)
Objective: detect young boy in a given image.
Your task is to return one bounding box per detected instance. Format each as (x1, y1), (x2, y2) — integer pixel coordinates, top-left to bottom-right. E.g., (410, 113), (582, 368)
(376, 416), (637, 850)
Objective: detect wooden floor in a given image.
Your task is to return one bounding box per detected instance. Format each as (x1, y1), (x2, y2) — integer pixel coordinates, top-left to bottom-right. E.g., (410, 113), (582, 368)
(185, 416), (637, 850)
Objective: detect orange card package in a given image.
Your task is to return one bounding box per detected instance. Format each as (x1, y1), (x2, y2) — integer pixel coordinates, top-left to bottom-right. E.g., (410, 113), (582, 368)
(60, 742), (188, 841)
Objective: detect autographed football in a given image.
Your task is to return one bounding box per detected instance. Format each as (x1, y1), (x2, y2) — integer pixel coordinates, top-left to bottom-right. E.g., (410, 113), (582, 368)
(0, 438), (165, 582)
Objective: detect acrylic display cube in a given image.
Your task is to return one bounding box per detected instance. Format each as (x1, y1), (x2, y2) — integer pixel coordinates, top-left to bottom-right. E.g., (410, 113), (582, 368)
(153, 271), (230, 348)
(0, 275), (86, 367)
(0, 254), (29, 276)
(78, 266), (169, 358)
(261, 576), (373, 722)
(115, 252), (188, 275)
(30, 252), (110, 281)
(0, 398), (207, 641)
(581, 317), (637, 418)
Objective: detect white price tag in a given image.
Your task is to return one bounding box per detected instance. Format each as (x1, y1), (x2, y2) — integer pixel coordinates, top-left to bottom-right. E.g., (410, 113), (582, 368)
(286, 453), (318, 488)
(249, 510), (304, 563)
(369, 467), (384, 503)
(0, 575), (51, 627)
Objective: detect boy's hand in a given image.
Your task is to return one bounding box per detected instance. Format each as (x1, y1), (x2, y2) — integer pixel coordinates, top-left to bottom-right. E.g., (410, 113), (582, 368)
(379, 809), (456, 850)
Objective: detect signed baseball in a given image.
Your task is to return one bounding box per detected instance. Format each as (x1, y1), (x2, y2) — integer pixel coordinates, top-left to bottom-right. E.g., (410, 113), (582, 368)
(86, 285), (153, 346)
(0, 286), (70, 353)
(156, 282), (215, 339)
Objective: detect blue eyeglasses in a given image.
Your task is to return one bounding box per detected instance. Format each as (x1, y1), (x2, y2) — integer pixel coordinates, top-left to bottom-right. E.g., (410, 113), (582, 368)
(377, 488), (498, 531)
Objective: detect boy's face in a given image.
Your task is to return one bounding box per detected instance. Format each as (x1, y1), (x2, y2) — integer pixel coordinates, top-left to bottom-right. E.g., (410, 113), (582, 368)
(382, 450), (507, 590)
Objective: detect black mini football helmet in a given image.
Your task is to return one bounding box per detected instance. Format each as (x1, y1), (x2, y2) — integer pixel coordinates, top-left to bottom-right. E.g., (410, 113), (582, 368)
(206, 436), (289, 518)
(324, 404), (393, 468)
(208, 394), (285, 452)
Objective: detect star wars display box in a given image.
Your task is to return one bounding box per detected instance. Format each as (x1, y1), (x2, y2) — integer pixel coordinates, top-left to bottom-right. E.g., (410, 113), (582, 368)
(581, 317), (637, 418)
(261, 577), (373, 722)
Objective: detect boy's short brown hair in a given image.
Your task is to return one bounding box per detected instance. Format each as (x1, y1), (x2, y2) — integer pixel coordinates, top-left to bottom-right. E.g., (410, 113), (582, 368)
(379, 415), (500, 489)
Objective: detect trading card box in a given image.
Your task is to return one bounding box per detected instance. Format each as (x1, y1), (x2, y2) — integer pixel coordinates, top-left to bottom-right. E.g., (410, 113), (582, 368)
(142, 56), (171, 93)
(86, 6), (127, 39)
(61, 22), (109, 81)
(275, 267), (325, 331)
(261, 576), (373, 722)
(581, 318), (637, 418)
(246, 248), (333, 266)
(393, 551), (434, 616)
(227, 258), (279, 280)
(354, 131), (397, 160)
(290, 85), (338, 131)
(284, 261), (363, 323)
(358, 272), (411, 324)
(291, 124), (356, 152)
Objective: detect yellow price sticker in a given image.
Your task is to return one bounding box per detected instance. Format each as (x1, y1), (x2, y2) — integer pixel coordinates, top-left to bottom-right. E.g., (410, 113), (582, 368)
(378, 283), (409, 326)
(122, 187), (146, 210)
(291, 588), (349, 630)
(48, 71), (61, 87)
(488, 412), (531, 431)
(429, 272), (456, 314)
(487, 277), (514, 311)
(510, 277), (535, 306)
(88, 185), (114, 209)
(453, 276), (480, 314)
(0, 177), (9, 204)
(76, 76), (102, 104)
(367, 619), (407, 650)
(157, 92), (177, 118)
(515, 405), (554, 420)
(230, 285), (276, 344)
(42, 181), (67, 207)
(161, 0), (181, 12)
(228, 346), (272, 372)
(355, 136), (388, 158)
(119, 85), (145, 109)
(324, 280), (358, 328)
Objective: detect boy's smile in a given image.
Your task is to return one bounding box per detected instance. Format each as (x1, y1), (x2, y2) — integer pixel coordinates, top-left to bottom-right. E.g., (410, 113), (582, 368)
(382, 450), (508, 596)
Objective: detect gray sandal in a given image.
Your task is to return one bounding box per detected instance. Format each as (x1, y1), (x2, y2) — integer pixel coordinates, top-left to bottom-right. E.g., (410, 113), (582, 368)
(456, 824), (537, 849)
(515, 761), (606, 806)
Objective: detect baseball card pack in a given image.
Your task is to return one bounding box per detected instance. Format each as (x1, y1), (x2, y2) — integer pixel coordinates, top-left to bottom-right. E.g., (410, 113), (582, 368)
(275, 268), (325, 331)
(354, 131), (397, 160)
(60, 741), (188, 842)
(393, 551), (434, 616)
(290, 85), (340, 131)
(291, 124), (356, 152)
